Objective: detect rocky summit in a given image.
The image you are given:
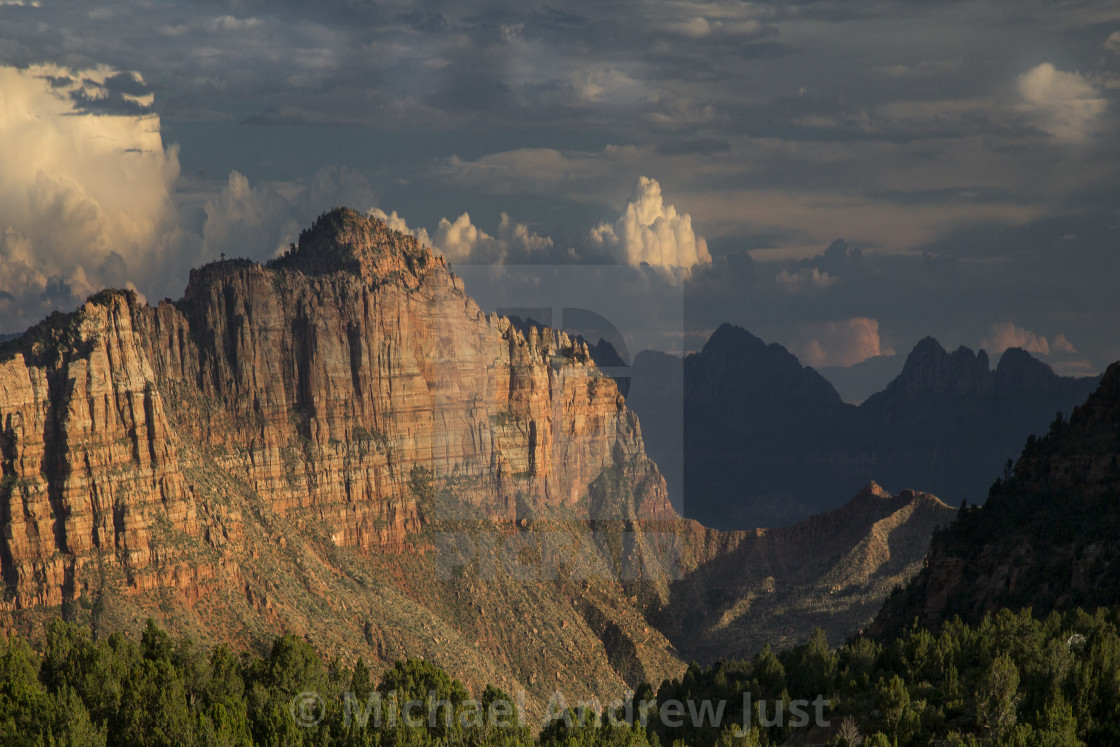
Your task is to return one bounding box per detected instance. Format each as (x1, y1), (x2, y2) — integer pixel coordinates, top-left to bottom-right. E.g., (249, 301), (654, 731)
(0, 208), (948, 711)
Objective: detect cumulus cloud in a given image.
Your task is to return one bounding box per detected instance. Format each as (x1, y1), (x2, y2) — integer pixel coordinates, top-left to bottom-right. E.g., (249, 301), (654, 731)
(202, 172), (294, 261)
(202, 165), (377, 262)
(1018, 63), (1107, 142)
(0, 64), (180, 332)
(0, 64), (376, 335)
(793, 318), (894, 368)
(590, 177), (711, 272)
(368, 209), (552, 264)
(774, 267), (838, 294)
(1052, 333), (1077, 354)
(569, 68), (644, 104)
(1105, 31), (1120, 54)
(665, 16), (764, 38)
(981, 322), (1050, 355)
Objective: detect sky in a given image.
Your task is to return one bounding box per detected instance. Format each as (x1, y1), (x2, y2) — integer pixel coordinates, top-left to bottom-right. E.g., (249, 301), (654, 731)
(1, 0), (1118, 377)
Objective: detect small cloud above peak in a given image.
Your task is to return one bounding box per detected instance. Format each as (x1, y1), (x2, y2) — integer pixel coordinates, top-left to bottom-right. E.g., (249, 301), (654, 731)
(367, 208), (552, 265)
(1052, 334), (1077, 354)
(981, 322), (1050, 355)
(793, 317), (894, 368)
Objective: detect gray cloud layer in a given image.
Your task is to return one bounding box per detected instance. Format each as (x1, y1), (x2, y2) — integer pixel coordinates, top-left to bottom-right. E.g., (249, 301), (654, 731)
(1, 0), (1118, 372)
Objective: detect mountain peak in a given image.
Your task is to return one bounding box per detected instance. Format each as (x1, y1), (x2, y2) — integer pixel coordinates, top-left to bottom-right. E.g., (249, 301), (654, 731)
(886, 336), (992, 396)
(856, 481), (892, 500)
(872, 359), (1120, 635)
(702, 323), (765, 354)
(994, 346), (1061, 392)
(911, 335), (947, 359)
(268, 207), (443, 287)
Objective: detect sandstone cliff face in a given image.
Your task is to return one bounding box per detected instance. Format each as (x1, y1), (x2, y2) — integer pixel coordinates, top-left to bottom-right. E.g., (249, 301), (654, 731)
(0, 209), (681, 708)
(0, 296), (209, 609)
(0, 209), (666, 612)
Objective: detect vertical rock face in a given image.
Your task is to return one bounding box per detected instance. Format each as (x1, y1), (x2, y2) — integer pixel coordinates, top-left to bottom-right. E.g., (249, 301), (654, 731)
(0, 208), (669, 613)
(0, 296), (203, 609)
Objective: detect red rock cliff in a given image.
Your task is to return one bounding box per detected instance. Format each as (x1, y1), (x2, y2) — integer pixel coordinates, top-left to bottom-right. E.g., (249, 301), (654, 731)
(0, 208), (671, 613)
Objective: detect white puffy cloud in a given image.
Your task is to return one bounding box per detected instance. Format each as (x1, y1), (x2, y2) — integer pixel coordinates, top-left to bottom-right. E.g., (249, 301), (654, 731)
(369, 209), (415, 237)
(1105, 31), (1120, 54)
(664, 15), (765, 38)
(0, 64), (180, 332)
(1018, 63), (1106, 142)
(981, 322), (1050, 355)
(793, 318), (894, 368)
(590, 176), (711, 271)
(368, 209), (552, 264)
(774, 267), (839, 294)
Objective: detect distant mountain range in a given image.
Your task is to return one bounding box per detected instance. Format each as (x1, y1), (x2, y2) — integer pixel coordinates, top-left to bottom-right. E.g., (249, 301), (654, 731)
(873, 361), (1120, 637)
(610, 324), (1099, 530)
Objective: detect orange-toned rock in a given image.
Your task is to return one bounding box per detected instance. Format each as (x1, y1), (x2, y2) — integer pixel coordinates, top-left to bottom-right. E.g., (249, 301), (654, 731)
(0, 208), (668, 612)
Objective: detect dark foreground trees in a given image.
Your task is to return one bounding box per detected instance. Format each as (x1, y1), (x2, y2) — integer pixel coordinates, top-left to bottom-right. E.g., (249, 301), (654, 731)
(4, 607), (1120, 745)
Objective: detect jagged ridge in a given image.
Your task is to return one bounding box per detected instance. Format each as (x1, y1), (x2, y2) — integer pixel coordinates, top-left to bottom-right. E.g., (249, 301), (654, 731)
(655, 482), (956, 662)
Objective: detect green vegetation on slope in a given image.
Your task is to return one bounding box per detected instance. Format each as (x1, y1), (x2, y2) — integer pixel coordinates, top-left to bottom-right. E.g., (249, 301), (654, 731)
(11, 606), (1120, 746)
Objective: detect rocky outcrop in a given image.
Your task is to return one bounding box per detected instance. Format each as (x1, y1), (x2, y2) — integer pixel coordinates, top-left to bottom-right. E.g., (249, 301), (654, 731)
(0, 209), (674, 613)
(0, 296), (209, 609)
(880, 336), (992, 397)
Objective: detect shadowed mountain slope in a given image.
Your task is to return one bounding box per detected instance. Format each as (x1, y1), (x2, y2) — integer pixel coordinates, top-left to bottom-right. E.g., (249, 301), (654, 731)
(657, 482), (955, 662)
(617, 328), (1098, 529)
(872, 361), (1120, 637)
